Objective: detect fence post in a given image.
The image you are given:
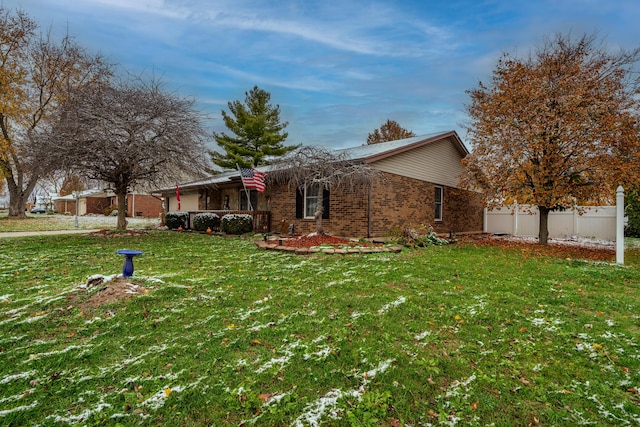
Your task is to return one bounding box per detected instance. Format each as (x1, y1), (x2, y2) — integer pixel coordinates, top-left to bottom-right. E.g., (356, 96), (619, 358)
(514, 201), (519, 236)
(483, 207), (488, 233)
(616, 186), (624, 265)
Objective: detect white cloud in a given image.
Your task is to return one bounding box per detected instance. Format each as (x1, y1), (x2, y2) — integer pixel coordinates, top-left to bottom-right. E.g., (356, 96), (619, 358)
(82, 0), (191, 19)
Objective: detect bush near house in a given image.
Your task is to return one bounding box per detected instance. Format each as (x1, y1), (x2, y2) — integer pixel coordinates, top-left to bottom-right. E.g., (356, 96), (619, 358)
(221, 213), (253, 234)
(165, 211), (189, 230)
(193, 212), (221, 231)
(397, 224), (450, 247)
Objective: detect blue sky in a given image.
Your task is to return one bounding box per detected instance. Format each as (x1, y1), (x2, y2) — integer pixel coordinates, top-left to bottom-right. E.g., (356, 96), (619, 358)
(5, 0), (639, 150)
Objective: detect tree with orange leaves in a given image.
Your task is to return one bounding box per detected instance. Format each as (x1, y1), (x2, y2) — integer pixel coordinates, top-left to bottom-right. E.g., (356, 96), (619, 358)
(462, 33), (640, 244)
(366, 119), (415, 145)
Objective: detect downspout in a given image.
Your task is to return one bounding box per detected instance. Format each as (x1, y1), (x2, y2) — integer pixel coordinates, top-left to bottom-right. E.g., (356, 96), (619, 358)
(367, 183), (372, 238)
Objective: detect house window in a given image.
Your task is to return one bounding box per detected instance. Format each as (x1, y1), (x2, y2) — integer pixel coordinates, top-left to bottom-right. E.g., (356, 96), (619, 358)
(434, 186), (443, 221)
(239, 190), (258, 211)
(304, 185), (319, 218)
(296, 185), (330, 219)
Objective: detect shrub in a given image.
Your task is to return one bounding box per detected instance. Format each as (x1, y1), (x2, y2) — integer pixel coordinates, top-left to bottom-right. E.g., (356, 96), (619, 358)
(165, 211), (189, 230)
(397, 224), (450, 247)
(193, 212), (221, 232)
(103, 205), (117, 216)
(221, 213), (253, 234)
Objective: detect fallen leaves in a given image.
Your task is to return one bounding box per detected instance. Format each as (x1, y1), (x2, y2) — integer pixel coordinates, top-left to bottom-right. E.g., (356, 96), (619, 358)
(519, 377), (531, 386)
(463, 235), (615, 262)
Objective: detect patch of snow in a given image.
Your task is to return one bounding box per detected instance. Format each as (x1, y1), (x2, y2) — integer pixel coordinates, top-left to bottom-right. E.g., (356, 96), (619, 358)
(1, 370), (37, 384)
(256, 341), (305, 374)
(141, 385), (184, 410)
(303, 345), (333, 360)
(46, 400), (111, 424)
(0, 400), (39, 417)
(292, 389), (360, 427)
(415, 331), (432, 340)
(493, 235), (614, 249)
(0, 389), (35, 404)
(377, 296), (406, 314)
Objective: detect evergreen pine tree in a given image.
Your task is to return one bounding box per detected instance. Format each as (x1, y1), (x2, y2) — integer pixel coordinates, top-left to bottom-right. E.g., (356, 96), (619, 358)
(210, 86), (298, 169)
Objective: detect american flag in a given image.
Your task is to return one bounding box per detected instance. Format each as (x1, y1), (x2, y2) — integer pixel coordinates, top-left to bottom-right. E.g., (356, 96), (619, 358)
(240, 167), (267, 192)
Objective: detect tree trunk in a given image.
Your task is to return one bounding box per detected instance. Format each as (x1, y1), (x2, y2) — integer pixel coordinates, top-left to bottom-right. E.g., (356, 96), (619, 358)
(314, 192), (324, 235)
(5, 172), (38, 218)
(538, 206), (550, 245)
(8, 193), (28, 217)
(116, 191), (128, 230)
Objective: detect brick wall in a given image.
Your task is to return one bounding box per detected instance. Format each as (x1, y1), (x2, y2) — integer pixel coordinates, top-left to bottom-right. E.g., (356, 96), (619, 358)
(128, 194), (163, 217)
(268, 182), (369, 237)
(444, 187), (485, 234)
(369, 173), (484, 236)
(86, 197), (110, 215)
(54, 200), (76, 214)
(270, 172), (483, 238)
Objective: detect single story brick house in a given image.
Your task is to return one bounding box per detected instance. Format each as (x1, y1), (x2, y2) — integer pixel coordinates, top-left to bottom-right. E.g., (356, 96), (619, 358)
(158, 130), (484, 237)
(53, 189), (163, 218)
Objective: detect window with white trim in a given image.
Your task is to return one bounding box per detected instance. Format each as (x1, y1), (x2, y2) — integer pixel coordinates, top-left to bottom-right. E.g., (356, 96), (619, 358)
(434, 186), (443, 221)
(304, 185), (319, 218)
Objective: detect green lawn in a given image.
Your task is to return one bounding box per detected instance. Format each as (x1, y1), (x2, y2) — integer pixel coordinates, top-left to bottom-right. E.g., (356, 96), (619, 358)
(1, 231), (640, 426)
(0, 213), (160, 232)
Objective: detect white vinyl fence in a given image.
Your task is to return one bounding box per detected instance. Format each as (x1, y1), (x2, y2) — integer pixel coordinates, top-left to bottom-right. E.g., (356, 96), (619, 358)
(484, 204), (617, 241)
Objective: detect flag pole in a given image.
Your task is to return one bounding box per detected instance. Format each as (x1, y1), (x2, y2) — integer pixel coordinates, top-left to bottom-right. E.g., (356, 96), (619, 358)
(175, 184), (181, 211)
(237, 164), (254, 211)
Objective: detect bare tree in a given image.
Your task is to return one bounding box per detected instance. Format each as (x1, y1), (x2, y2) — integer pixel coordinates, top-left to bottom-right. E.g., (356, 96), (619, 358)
(46, 76), (210, 229)
(0, 7), (111, 217)
(268, 146), (383, 234)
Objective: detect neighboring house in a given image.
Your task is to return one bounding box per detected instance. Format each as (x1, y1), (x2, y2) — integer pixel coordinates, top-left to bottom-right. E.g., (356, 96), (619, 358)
(53, 189), (162, 218)
(158, 131), (484, 237)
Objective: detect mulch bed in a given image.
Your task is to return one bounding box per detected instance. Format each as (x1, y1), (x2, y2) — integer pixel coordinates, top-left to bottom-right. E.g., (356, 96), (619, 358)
(278, 234), (382, 248)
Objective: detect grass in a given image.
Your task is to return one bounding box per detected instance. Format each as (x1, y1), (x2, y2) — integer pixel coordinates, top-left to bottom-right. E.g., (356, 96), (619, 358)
(0, 213), (160, 232)
(1, 230), (639, 426)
